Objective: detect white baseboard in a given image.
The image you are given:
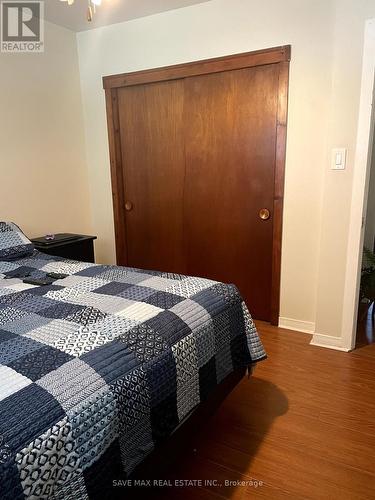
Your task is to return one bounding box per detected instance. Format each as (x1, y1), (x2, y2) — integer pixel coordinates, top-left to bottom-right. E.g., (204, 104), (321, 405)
(278, 317), (315, 334)
(310, 333), (351, 352)
(278, 317), (352, 352)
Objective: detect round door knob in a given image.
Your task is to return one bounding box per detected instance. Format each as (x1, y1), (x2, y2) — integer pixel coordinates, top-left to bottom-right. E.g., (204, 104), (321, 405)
(125, 201), (133, 211)
(259, 208), (270, 220)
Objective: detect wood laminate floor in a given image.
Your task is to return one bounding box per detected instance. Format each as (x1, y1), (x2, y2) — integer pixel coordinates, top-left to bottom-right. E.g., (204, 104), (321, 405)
(129, 321), (375, 500)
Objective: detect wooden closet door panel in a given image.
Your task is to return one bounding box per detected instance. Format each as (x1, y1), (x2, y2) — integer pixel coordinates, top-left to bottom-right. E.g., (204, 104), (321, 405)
(117, 81), (186, 273)
(184, 65), (279, 320)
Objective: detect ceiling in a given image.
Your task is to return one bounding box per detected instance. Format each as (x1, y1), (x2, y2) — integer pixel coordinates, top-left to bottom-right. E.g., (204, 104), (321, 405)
(44, 0), (211, 32)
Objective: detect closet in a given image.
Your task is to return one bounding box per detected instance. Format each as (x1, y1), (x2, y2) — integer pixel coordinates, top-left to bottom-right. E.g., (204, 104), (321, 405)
(104, 46), (290, 322)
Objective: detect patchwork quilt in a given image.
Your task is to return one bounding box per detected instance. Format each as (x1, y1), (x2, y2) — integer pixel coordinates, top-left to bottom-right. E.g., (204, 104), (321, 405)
(0, 250), (266, 499)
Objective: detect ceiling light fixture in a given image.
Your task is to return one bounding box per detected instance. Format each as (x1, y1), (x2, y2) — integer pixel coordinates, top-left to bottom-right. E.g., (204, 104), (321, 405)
(59, 0), (102, 22)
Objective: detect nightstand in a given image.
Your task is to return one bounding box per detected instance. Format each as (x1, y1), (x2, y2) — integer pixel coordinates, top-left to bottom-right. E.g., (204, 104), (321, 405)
(31, 234), (97, 263)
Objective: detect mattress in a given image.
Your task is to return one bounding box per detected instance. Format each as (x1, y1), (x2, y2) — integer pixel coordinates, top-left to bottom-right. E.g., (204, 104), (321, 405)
(0, 251), (266, 499)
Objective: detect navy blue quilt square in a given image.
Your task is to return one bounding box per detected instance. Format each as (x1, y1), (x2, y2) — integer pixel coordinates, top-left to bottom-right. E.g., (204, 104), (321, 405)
(119, 324), (170, 363)
(192, 288), (228, 316)
(145, 311), (191, 346)
(66, 306), (106, 326)
(230, 334), (252, 367)
(39, 302), (85, 320)
(150, 393), (178, 444)
(0, 383), (64, 453)
(146, 350), (177, 406)
(228, 302), (246, 339)
(199, 357), (217, 401)
(15, 295), (58, 315)
(94, 281), (132, 296)
(0, 460), (24, 500)
(145, 291), (184, 309)
(0, 330), (17, 344)
(75, 265), (108, 277)
(131, 267), (160, 276)
(8, 346), (73, 382)
(118, 285), (154, 302)
(81, 341), (140, 385)
(212, 310), (231, 347)
(83, 439), (124, 499)
(0, 336), (45, 365)
(0, 292), (28, 308)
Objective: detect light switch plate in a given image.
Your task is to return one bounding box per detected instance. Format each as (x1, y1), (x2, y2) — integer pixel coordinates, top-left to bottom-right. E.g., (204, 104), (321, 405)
(331, 148), (347, 170)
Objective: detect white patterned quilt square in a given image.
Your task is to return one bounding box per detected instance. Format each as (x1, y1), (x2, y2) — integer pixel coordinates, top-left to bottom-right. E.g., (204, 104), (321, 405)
(2, 283), (36, 293)
(41, 261), (94, 275)
(139, 277), (177, 292)
(4, 313), (52, 335)
(0, 365), (32, 401)
(166, 277), (216, 298)
(93, 315), (138, 339)
(46, 278), (111, 303)
(37, 358), (109, 413)
(115, 302), (163, 322)
(67, 292), (133, 314)
(172, 333), (199, 421)
(53, 325), (113, 357)
(23, 319), (79, 347)
(15, 416), (79, 499)
(170, 299), (211, 330)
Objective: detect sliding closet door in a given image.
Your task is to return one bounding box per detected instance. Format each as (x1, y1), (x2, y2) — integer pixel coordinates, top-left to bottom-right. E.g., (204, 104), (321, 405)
(184, 66), (279, 320)
(104, 46), (290, 323)
(117, 80), (186, 273)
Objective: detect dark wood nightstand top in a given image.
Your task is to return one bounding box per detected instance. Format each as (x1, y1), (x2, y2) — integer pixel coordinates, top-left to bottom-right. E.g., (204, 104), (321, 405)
(31, 234), (97, 249)
(31, 234), (97, 263)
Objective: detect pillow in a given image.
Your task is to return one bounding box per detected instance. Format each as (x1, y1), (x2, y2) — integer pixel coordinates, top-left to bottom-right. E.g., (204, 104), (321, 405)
(0, 222), (34, 261)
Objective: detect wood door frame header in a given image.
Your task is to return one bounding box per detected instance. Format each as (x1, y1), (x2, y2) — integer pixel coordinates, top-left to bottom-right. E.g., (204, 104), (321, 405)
(103, 45), (291, 89)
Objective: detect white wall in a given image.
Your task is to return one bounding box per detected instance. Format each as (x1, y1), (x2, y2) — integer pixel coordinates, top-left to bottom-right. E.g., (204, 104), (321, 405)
(76, 0), (375, 340)
(314, 0), (375, 339)
(0, 21), (92, 240)
(77, 0), (333, 325)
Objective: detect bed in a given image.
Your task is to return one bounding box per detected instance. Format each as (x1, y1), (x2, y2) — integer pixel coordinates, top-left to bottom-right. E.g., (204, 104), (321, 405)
(0, 222), (266, 499)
